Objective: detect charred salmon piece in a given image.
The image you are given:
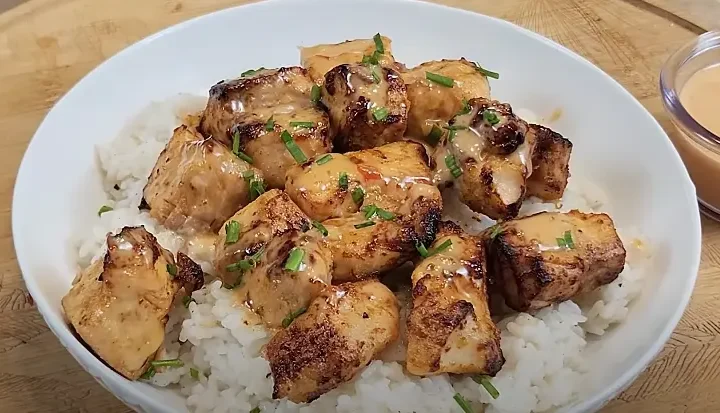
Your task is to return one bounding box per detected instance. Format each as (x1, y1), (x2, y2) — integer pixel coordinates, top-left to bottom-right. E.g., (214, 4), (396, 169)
(526, 124), (573, 201)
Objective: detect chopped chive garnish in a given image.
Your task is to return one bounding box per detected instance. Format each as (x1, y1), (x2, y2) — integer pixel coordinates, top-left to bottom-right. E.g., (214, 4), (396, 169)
(444, 124), (469, 131)
(363, 204), (395, 220)
(236, 151), (253, 163)
(284, 247), (305, 272)
(151, 359), (184, 368)
(190, 368), (200, 380)
(98, 205), (113, 216)
(362, 52), (379, 65)
(556, 230), (575, 249)
(289, 121), (315, 128)
(242, 170), (255, 181)
(449, 129), (457, 142)
(265, 116), (275, 131)
(453, 393), (473, 413)
(363, 204), (378, 219)
(473, 62), (500, 79)
(249, 177), (266, 201)
(415, 241), (430, 258)
(310, 85), (321, 104)
(249, 408), (260, 413)
(458, 99), (472, 115)
(281, 130), (307, 163)
(489, 224), (503, 239)
(445, 154), (462, 178)
(225, 259), (253, 273)
(225, 220), (240, 244)
(351, 187), (365, 204)
(427, 125), (443, 145)
(316, 154), (333, 165)
(426, 71), (454, 87)
(182, 295), (194, 308)
(249, 245), (266, 263)
(372, 106), (389, 122)
(373, 33), (385, 54)
(282, 306), (307, 328)
(354, 221), (376, 229)
(232, 132), (254, 163)
(241, 67), (265, 77)
(483, 110), (500, 126)
(370, 65), (382, 83)
(472, 375), (500, 399)
(338, 172), (349, 190)
(376, 208), (395, 220)
(166, 263), (177, 278)
(312, 220), (328, 236)
(140, 366), (156, 380)
(431, 239), (452, 255)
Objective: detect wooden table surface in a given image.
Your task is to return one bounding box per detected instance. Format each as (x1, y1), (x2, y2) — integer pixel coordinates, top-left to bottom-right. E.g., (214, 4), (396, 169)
(1, 0), (719, 412)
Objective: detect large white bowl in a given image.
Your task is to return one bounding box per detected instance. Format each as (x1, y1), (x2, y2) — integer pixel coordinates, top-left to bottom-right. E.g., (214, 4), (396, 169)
(11, 0), (701, 412)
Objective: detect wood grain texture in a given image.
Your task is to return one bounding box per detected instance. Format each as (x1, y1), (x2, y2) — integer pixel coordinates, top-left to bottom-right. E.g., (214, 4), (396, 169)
(0, 0), (718, 412)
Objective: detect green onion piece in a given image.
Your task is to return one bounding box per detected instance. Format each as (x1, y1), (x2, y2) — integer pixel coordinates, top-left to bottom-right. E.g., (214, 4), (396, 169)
(140, 366), (156, 380)
(190, 368), (200, 380)
(166, 263), (177, 278)
(249, 177), (266, 201)
(362, 53), (379, 65)
(429, 239), (452, 255)
(445, 154), (462, 178)
(310, 85), (321, 104)
(472, 375), (500, 399)
(97, 205), (113, 216)
(448, 129), (457, 142)
(373, 33), (385, 54)
(338, 172), (349, 190)
(354, 221), (376, 229)
(458, 99), (471, 115)
(281, 306), (307, 328)
(151, 359), (184, 368)
(426, 125), (443, 145)
(415, 241), (429, 258)
(376, 208), (395, 221)
(289, 121), (315, 128)
(312, 220), (328, 236)
(281, 130), (308, 163)
(225, 220), (240, 244)
(233, 132), (253, 163)
(241, 67), (266, 77)
(444, 124), (469, 131)
(426, 71), (454, 87)
(249, 408), (260, 413)
(370, 65), (382, 84)
(363, 204), (378, 219)
(483, 110), (500, 126)
(316, 154), (333, 165)
(372, 106), (389, 122)
(489, 224), (503, 239)
(473, 62), (500, 79)
(453, 393), (473, 413)
(284, 247), (305, 272)
(558, 230), (575, 249)
(249, 245), (265, 263)
(265, 116), (275, 131)
(182, 295), (194, 308)
(242, 170), (255, 181)
(351, 187), (365, 204)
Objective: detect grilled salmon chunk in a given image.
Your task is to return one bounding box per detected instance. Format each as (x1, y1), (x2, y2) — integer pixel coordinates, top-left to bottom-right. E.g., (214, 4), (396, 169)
(486, 210), (626, 312)
(62, 227), (203, 380)
(199, 67), (332, 188)
(214, 189), (332, 328)
(266, 279), (399, 403)
(142, 125), (262, 234)
(406, 221), (503, 376)
(526, 124), (573, 201)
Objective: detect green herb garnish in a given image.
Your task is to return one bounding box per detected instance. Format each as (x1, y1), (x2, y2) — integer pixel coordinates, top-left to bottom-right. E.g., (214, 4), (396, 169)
(354, 221), (375, 229)
(97, 205), (113, 216)
(415, 239), (452, 258)
(363, 204), (394, 220)
(312, 220), (328, 236)
(316, 154), (333, 165)
(415, 241), (430, 258)
(338, 172), (349, 190)
(489, 224), (503, 239)
(426, 125), (443, 145)
(351, 187), (365, 204)
(372, 106), (389, 122)
(483, 110), (500, 126)
(473, 62), (500, 79)
(289, 121), (315, 129)
(556, 230), (575, 249)
(281, 130), (307, 163)
(166, 263), (177, 278)
(458, 99), (471, 115)
(370, 65), (382, 84)
(140, 366), (156, 380)
(362, 204), (378, 219)
(249, 408), (260, 413)
(265, 116), (275, 131)
(282, 307), (307, 328)
(150, 359), (184, 368)
(373, 33), (385, 54)
(445, 154), (462, 178)
(284, 247), (305, 272)
(426, 71), (454, 87)
(376, 208), (395, 220)
(232, 131), (254, 164)
(241, 67), (266, 77)
(190, 368), (200, 380)
(225, 220), (240, 244)
(310, 85), (321, 104)
(453, 393), (473, 413)
(472, 375), (500, 399)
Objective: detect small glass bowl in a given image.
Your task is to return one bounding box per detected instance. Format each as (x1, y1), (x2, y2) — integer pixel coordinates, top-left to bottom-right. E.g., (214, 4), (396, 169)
(660, 31), (720, 222)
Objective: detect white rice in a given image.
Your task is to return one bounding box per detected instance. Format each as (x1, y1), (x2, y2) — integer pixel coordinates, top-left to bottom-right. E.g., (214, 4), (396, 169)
(76, 95), (651, 413)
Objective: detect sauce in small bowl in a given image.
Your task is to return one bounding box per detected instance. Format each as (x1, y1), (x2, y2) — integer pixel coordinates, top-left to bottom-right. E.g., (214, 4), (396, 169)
(661, 31), (720, 222)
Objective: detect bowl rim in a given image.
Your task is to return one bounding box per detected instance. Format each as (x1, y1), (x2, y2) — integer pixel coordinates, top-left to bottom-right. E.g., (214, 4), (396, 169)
(11, 0), (702, 412)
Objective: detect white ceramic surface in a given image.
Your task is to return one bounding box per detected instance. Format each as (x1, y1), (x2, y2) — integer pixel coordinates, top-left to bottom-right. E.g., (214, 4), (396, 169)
(11, 0), (702, 412)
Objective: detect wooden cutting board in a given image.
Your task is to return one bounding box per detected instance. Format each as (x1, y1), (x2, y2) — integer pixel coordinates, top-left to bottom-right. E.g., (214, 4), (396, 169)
(0, 0), (719, 412)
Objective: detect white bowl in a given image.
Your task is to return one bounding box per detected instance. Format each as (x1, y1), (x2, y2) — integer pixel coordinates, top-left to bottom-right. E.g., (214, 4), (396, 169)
(11, 0), (701, 412)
